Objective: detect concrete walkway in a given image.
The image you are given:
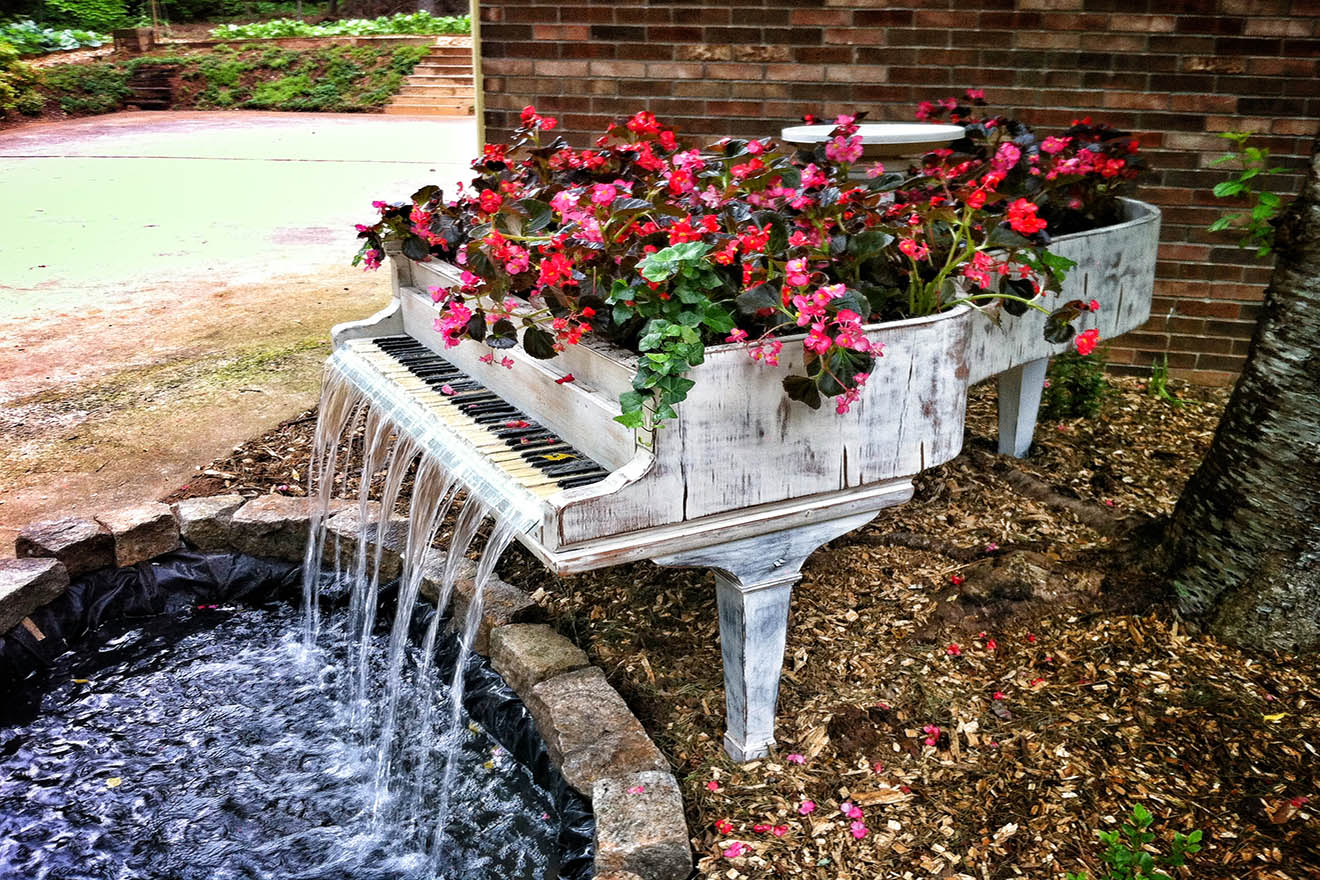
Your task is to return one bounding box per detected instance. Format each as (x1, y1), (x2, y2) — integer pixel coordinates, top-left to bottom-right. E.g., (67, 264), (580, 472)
(0, 111), (476, 547)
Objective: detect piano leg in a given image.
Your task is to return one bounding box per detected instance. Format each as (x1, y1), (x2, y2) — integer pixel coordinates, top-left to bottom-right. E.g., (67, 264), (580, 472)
(997, 356), (1049, 458)
(654, 510), (881, 762)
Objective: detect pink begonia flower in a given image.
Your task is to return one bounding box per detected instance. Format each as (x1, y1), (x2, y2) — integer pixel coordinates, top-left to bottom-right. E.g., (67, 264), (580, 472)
(706, 780), (720, 791)
(726, 328), (749, 344)
(798, 800), (816, 815)
(993, 691), (1007, 700)
(850, 820), (869, 839)
(872, 762), (885, 774)
(772, 825), (788, 837)
(627, 785), (645, 794)
(841, 802), (863, 820)
(946, 643), (962, 656)
(722, 841), (750, 859)
(866, 161), (887, 178)
(715, 818), (734, 835)
(753, 823), (772, 834)
(786, 753), (805, 764)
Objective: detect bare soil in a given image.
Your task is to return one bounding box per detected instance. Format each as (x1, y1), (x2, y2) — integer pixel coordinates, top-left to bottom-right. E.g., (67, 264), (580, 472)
(0, 266), (387, 549)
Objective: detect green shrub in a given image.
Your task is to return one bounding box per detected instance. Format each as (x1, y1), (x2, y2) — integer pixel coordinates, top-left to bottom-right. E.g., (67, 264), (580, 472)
(210, 11), (470, 39)
(1040, 349), (1109, 420)
(42, 0), (129, 32)
(0, 20), (109, 55)
(389, 44), (426, 74)
(41, 61), (131, 114)
(0, 39), (44, 117)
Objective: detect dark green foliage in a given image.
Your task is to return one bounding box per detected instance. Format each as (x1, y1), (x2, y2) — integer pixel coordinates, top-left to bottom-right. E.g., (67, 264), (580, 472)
(42, 0), (129, 32)
(36, 42), (424, 117)
(1067, 804), (1202, 880)
(1040, 349), (1109, 420)
(39, 61), (132, 114)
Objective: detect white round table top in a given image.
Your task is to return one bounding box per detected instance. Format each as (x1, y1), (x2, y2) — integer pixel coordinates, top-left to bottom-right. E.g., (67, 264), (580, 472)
(780, 122), (966, 146)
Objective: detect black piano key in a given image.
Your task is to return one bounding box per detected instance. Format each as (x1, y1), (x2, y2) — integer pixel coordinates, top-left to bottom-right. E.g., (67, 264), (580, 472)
(367, 337), (614, 492)
(541, 459), (606, 478)
(557, 471), (610, 489)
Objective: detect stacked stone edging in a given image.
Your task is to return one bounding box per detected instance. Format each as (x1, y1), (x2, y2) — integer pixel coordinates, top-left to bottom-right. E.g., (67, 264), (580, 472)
(0, 492), (692, 880)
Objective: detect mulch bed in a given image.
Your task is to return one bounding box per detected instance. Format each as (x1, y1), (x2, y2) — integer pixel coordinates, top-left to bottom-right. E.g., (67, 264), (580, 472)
(165, 376), (1320, 879)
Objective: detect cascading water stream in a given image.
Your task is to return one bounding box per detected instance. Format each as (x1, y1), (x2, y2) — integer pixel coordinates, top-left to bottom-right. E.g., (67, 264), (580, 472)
(298, 356), (546, 869)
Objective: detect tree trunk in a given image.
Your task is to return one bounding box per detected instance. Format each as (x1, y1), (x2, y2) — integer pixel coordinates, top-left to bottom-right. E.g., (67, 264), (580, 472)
(1161, 139), (1320, 652)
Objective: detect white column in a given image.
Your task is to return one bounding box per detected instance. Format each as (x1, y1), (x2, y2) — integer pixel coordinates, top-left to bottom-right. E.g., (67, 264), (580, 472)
(997, 356), (1049, 458)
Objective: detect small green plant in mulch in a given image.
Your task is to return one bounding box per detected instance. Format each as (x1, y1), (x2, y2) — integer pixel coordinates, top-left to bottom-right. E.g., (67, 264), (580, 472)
(1145, 353), (1185, 408)
(1040, 349), (1110, 420)
(1067, 803), (1203, 880)
(33, 42), (427, 117)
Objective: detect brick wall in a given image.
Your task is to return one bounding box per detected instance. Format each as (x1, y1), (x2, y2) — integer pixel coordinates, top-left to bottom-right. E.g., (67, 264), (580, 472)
(477, 0), (1319, 384)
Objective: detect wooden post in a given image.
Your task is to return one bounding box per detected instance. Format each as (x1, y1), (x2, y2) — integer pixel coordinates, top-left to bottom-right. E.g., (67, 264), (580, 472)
(997, 356), (1048, 458)
(655, 510), (882, 761)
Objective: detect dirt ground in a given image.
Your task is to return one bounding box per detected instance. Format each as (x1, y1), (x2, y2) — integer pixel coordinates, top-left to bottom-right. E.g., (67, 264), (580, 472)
(170, 370), (1320, 879)
(0, 267), (387, 549)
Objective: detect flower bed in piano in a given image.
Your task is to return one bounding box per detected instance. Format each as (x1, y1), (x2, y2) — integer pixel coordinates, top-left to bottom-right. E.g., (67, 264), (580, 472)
(354, 92), (1150, 434)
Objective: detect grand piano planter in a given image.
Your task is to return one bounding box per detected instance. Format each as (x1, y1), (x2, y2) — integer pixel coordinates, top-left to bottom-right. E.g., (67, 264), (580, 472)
(329, 197), (1160, 762)
(333, 255), (973, 761)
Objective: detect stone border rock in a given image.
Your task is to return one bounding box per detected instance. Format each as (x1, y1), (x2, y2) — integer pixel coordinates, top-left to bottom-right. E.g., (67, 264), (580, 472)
(2, 492), (693, 880)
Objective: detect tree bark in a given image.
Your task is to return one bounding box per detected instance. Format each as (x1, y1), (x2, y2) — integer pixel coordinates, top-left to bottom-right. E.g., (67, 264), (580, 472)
(1161, 139), (1320, 652)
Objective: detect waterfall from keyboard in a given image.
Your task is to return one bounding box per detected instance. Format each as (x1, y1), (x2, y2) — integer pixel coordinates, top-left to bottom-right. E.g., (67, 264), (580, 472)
(300, 356), (528, 873)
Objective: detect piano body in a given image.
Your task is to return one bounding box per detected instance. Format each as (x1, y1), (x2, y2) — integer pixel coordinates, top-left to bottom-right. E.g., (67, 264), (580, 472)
(969, 197), (1162, 456)
(328, 197), (1159, 761)
(331, 253), (973, 761)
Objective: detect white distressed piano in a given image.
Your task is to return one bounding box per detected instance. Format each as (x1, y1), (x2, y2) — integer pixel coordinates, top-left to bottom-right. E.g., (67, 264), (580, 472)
(331, 253), (972, 761)
(329, 197), (1159, 761)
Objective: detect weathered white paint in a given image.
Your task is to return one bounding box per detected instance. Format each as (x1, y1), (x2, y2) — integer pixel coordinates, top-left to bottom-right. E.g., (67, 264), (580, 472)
(997, 357), (1048, 458)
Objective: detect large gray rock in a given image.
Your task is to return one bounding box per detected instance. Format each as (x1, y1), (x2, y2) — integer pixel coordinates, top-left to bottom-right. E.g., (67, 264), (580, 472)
(230, 496), (345, 562)
(526, 666), (668, 796)
(96, 502), (179, 567)
(450, 574), (541, 655)
(0, 558), (69, 634)
(418, 549), (476, 607)
(15, 516), (113, 577)
(173, 494), (245, 552)
(323, 503), (407, 582)
(593, 771), (691, 880)
(490, 624), (589, 698)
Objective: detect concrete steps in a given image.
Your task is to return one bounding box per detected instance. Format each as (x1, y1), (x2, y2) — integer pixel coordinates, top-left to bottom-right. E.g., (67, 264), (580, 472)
(386, 43), (474, 116)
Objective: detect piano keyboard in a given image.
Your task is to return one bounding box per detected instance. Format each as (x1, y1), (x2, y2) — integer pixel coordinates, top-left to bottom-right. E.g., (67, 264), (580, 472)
(339, 336), (612, 499)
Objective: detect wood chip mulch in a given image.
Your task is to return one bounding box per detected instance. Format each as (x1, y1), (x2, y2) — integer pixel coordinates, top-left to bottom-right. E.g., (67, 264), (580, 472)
(166, 376), (1319, 879)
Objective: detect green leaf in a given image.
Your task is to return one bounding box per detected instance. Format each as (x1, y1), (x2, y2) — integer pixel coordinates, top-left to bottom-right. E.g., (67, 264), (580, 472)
(401, 235), (431, 260)
(522, 325), (557, 359)
(987, 225), (1033, 248)
(782, 375), (822, 410)
(1207, 217), (1234, 232)
(735, 282), (782, 314)
(487, 318), (518, 349)
(614, 409), (645, 429)
(515, 197), (554, 233)
(702, 303), (735, 333)
(1213, 180), (1245, 198)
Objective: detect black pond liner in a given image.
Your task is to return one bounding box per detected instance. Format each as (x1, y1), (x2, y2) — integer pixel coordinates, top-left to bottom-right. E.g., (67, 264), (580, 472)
(0, 549), (594, 880)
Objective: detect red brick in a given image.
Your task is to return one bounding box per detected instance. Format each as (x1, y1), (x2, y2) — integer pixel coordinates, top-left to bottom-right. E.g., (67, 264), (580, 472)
(790, 9), (850, 26)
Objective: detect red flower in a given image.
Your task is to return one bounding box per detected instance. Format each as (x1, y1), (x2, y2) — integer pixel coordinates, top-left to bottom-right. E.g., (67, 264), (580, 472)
(1074, 328), (1100, 356)
(1006, 198), (1047, 235)
(478, 190), (503, 214)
